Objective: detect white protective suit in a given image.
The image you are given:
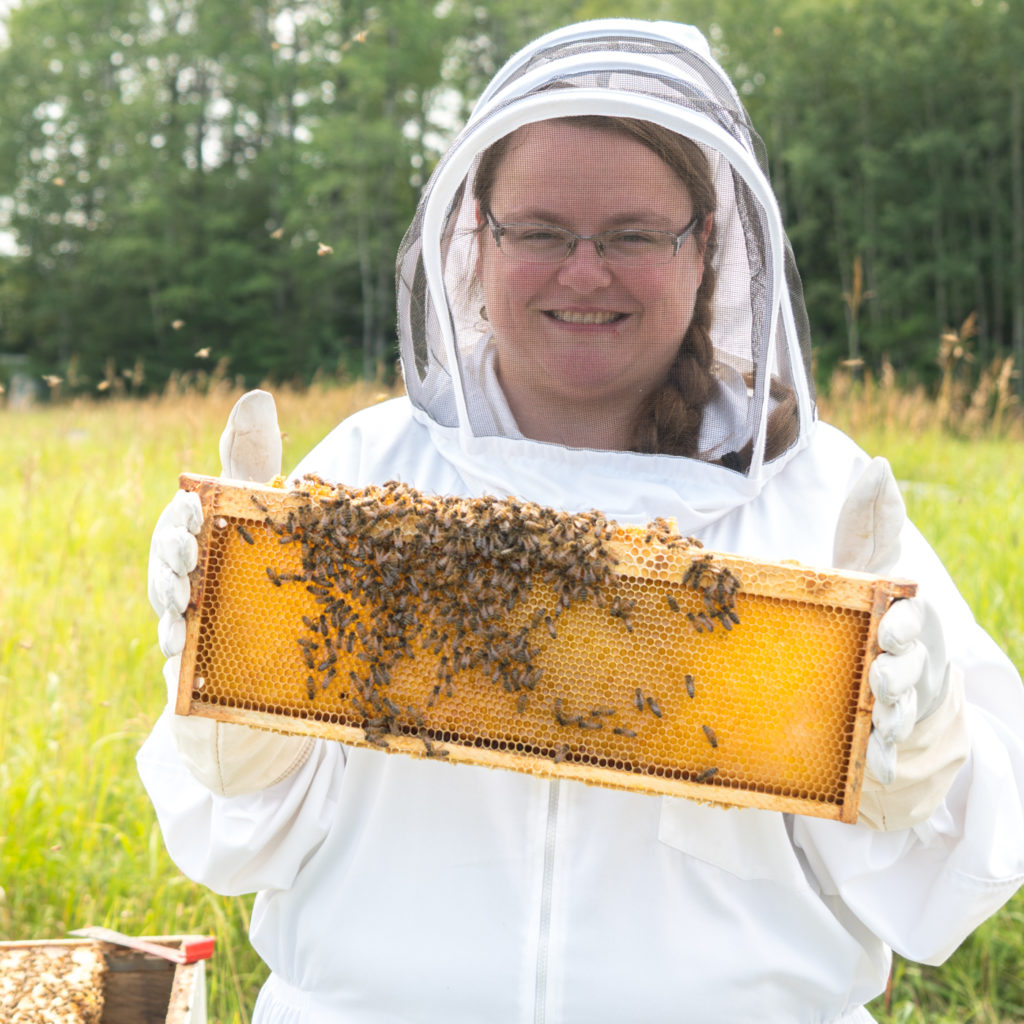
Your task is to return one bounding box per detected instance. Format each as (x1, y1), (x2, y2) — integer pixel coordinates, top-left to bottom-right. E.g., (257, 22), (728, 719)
(138, 20), (1024, 1024)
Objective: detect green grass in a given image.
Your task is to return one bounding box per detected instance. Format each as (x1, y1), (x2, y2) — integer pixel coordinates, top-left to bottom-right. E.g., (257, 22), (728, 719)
(1, 382), (1022, 1022)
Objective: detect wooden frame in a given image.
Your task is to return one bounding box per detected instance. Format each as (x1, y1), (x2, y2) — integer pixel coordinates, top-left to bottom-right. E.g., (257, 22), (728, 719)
(175, 474), (915, 822)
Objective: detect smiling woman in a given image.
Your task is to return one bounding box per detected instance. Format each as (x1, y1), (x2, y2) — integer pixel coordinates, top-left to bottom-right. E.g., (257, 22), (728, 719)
(474, 118), (714, 452)
(139, 18), (1024, 1024)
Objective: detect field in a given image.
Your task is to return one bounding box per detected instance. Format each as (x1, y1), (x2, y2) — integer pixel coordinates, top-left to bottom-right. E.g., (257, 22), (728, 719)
(1, 374), (1022, 1022)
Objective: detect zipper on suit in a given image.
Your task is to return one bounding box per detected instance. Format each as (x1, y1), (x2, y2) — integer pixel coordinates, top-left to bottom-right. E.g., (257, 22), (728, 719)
(533, 779), (560, 1024)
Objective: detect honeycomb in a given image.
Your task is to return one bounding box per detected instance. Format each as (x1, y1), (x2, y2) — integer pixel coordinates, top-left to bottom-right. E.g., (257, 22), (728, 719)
(0, 944), (106, 1024)
(177, 473), (916, 822)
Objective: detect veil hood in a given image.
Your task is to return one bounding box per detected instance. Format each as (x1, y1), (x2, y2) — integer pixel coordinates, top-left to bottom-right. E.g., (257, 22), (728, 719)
(395, 19), (816, 531)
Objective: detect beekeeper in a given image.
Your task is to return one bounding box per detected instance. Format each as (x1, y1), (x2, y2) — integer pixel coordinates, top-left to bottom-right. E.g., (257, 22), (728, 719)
(139, 19), (1024, 1024)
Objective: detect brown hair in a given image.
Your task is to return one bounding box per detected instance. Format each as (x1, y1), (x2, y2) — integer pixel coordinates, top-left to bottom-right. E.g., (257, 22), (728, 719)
(473, 115), (797, 466)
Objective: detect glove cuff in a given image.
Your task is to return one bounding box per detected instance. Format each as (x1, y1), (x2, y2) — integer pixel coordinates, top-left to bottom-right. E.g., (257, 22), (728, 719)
(170, 715), (316, 797)
(858, 665), (968, 830)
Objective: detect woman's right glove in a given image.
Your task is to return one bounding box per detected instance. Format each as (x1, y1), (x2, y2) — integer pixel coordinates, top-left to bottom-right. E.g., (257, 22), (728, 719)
(148, 389), (314, 797)
(832, 457), (970, 830)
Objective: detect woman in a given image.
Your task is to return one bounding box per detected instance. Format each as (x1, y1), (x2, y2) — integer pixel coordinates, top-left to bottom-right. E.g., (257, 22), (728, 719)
(141, 19), (1024, 1023)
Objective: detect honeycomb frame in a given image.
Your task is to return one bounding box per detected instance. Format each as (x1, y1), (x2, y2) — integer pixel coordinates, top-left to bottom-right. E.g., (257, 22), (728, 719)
(176, 473), (916, 822)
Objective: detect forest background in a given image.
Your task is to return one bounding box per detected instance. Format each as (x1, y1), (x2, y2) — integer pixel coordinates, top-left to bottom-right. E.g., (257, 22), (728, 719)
(1, 0), (1022, 399)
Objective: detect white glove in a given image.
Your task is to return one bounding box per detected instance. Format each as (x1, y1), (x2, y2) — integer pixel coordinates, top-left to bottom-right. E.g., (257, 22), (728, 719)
(832, 457), (969, 830)
(148, 389), (314, 796)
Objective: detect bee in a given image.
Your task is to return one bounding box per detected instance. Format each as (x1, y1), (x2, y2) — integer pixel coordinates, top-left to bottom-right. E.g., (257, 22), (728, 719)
(694, 767), (719, 783)
(554, 698), (571, 727)
(634, 687), (645, 711)
(685, 674), (696, 699)
(613, 727), (638, 738)
(553, 743), (570, 764)
(578, 718), (603, 730)
(702, 724), (718, 749)
(265, 566), (282, 587)
(646, 695), (663, 718)
(423, 738), (449, 759)
(666, 594), (680, 613)
(235, 523), (255, 545)
(516, 693), (529, 714)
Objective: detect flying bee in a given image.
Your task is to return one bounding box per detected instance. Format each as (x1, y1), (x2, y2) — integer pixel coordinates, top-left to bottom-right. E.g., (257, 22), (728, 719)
(702, 724), (718, 749)
(235, 523), (255, 545)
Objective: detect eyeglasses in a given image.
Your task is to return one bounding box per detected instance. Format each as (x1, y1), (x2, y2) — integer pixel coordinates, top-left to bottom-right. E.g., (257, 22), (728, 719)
(484, 211), (699, 268)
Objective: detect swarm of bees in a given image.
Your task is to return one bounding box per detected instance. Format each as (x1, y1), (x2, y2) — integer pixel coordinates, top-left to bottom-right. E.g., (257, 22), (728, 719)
(242, 476), (737, 782)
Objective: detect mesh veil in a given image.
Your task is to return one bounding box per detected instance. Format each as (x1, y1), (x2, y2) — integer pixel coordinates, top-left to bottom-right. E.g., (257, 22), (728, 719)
(397, 20), (815, 480)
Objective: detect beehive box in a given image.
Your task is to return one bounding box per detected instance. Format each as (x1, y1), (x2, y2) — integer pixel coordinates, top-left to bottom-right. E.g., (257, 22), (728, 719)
(0, 938), (208, 1024)
(176, 473), (915, 823)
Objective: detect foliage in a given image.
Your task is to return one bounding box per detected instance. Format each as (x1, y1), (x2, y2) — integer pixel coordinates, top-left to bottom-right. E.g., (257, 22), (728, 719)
(1, 0), (1023, 396)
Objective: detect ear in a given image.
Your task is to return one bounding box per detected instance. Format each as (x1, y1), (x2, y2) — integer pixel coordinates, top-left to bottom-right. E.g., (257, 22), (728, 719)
(474, 201), (487, 279)
(698, 213), (714, 252)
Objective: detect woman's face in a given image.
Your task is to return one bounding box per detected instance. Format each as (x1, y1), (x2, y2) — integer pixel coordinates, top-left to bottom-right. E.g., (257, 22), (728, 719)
(477, 120), (707, 447)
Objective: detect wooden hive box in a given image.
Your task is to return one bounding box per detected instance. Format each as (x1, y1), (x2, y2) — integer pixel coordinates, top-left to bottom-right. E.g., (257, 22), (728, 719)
(175, 473), (915, 823)
(0, 937), (209, 1024)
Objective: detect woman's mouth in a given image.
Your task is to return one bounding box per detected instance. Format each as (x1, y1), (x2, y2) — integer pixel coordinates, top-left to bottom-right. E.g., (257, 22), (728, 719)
(544, 310), (627, 325)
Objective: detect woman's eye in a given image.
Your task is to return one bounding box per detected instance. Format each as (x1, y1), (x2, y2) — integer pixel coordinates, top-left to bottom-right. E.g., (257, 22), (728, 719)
(613, 231), (660, 247)
(516, 227), (564, 242)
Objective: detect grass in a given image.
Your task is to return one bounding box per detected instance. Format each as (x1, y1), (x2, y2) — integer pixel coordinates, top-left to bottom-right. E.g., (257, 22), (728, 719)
(1, 374), (1022, 1022)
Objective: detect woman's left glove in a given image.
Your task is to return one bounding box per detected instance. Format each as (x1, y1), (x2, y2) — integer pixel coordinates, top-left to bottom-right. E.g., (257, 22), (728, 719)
(832, 457), (969, 830)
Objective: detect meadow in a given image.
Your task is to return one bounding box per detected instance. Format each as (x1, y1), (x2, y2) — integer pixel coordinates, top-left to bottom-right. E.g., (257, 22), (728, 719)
(1, 370), (1022, 1022)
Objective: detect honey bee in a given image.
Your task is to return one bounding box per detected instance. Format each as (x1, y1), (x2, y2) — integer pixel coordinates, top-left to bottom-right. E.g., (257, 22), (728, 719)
(666, 594), (680, 613)
(646, 696), (663, 718)
(702, 724), (718, 749)
(613, 727), (638, 738)
(235, 524), (255, 545)
(553, 743), (570, 764)
(694, 767), (718, 783)
(685, 674), (695, 699)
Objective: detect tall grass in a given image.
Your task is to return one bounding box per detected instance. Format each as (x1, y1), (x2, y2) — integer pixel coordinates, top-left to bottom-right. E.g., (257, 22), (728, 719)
(1, 373), (1021, 1022)
(0, 379), (388, 1021)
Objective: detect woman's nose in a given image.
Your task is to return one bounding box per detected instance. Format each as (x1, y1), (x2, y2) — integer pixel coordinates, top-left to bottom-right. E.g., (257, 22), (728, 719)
(555, 240), (614, 291)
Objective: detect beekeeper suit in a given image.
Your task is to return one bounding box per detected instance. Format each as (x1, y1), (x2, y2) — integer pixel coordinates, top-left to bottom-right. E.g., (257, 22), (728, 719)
(139, 19), (1024, 1024)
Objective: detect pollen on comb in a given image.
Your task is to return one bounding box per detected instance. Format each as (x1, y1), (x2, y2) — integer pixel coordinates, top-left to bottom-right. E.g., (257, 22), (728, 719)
(176, 473), (916, 822)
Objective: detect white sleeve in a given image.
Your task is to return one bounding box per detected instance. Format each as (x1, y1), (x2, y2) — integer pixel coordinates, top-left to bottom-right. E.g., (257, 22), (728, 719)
(793, 526), (1024, 964)
(137, 709), (346, 896)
